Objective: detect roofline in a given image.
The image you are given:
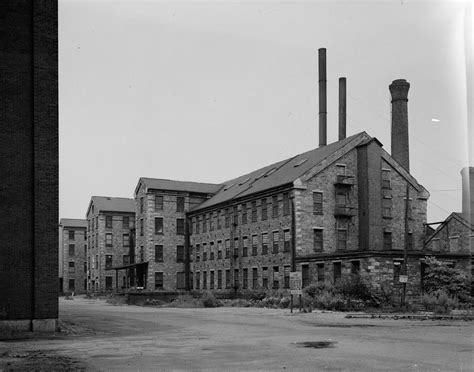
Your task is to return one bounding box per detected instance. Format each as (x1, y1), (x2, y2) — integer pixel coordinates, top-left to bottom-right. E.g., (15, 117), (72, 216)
(424, 212), (474, 245)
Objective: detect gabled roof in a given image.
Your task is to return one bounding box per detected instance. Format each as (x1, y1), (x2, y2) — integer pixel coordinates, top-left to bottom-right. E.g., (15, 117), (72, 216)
(135, 177), (221, 196)
(192, 132), (371, 211)
(424, 212), (474, 245)
(59, 218), (87, 228)
(87, 196), (135, 216)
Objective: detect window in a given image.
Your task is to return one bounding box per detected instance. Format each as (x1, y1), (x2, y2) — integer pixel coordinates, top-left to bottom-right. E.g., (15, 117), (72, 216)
(140, 197), (144, 213)
(333, 262), (342, 284)
(196, 217), (200, 234)
(155, 245), (163, 262)
(105, 255), (113, 269)
(210, 213), (214, 231)
(393, 260), (403, 284)
(336, 164), (346, 176)
(261, 198), (267, 220)
(210, 271), (215, 289)
(123, 216), (129, 229)
(155, 195), (163, 211)
(176, 218), (184, 235)
(177, 272), (185, 289)
(382, 169), (391, 189)
(234, 269), (239, 288)
(233, 206), (239, 226)
(432, 238), (440, 251)
(68, 261), (75, 272)
(68, 244), (75, 256)
(337, 229), (347, 251)
(262, 267), (268, 289)
(69, 230), (75, 240)
(336, 193), (347, 207)
(217, 240), (222, 259)
(302, 265), (310, 288)
(123, 234), (129, 247)
(155, 272), (164, 289)
(383, 232), (392, 250)
(210, 241), (215, 260)
(382, 197), (392, 218)
(217, 270), (222, 289)
(106, 215), (112, 228)
(196, 272), (200, 290)
(252, 268), (258, 289)
(351, 261), (360, 275)
(317, 263), (325, 282)
(140, 219), (144, 236)
(225, 269), (230, 289)
(225, 239), (230, 258)
(68, 279), (75, 291)
(225, 209), (230, 228)
(176, 245), (184, 262)
(123, 255), (130, 266)
(272, 195), (279, 218)
(283, 193), (290, 215)
(449, 236), (459, 252)
(217, 211), (222, 229)
(176, 196), (185, 212)
(273, 231), (279, 253)
(242, 236), (248, 257)
(284, 229), (291, 252)
(241, 204), (247, 224)
(103, 232), (114, 248)
(272, 266), (279, 289)
(195, 244), (200, 262)
(313, 192), (323, 214)
(203, 271), (207, 289)
(261, 233), (268, 255)
(203, 243), (207, 261)
(284, 266), (290, 288)
(234, 238), (240, 257)
(106, 276), (113, 290)
(313, 229), (323, 252)
(251, 201), (257, 222)
(202, 214), (207, 233)
(243, 268), (248, 289)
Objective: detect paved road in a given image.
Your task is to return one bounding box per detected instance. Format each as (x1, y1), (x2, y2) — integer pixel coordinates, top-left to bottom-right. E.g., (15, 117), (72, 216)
(1, 297), (473, 371)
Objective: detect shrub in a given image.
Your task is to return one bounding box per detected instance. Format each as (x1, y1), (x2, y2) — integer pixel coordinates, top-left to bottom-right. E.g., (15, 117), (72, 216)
(279, 297), (291, 309)
(313, 292), (345, 311)
(422, 290), (458, 314)
(202, 293), (222, 308)
(339, 274), (372, 302)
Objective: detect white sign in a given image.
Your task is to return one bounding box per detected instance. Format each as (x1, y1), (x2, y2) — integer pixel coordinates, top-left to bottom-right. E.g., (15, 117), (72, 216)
(399, 275), (408, 283)
(290, 272), (302, 290)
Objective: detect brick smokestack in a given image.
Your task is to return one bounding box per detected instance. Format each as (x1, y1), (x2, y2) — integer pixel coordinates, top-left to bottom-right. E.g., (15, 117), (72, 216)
(339, 77), (346, 140)
(318, 48), (327, 147)
(389, 79), (410, 171)
(461, 167), (474, 225)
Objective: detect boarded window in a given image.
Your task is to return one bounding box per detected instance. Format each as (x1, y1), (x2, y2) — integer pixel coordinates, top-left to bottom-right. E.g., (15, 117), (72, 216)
(251, 201), (257, 222)
(261, 233), (268, 255)
(155, 195), (163, 211)
(176, 196), (185, 212)
(272, 195), (279, 217)
(105, 276), (113, 290)
(210, 241), (215, 260)
(382, 169), (391, 189)
(383, 232), (392, 250)
(176, 218), (184, 235)
(313, 229), (323, 252)
(261, 198), (267, 220)
(225, 239), (230, 258)
(68, 244), (75, 256)
(155, 272), (164, 289)
(225, 209), (230, 228)
(123, 216), (129, 229)
(313, 192), (323, 214)
(69, 230), (75, 240)
(333, 262), (342, 284)
(449, 236), (459, 252)
(317, 263), (325, 282)
(123, 255), (130, 266)
(336, 193), (346, 207)
(273, 231), (279, 253)
(283, 193), (290, 215)
(242, 237), (248, 257)
(106, 233), (113, 247)
(123, 234), (130, 247)
(393, 260), (403, 284)
(284, 229), (291, 252)
(382, 198), (392, 218)
(177, 272), (185, 289)
(68, 261), (75, 272)
(106, 216), (113, 228)
(250, 235), (257, 256)
(337, 229), (347, 251)
(155, 245), (163, 262)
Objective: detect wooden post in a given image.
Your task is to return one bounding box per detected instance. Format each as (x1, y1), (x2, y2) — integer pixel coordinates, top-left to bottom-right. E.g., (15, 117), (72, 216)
(290, 294), (293, 313)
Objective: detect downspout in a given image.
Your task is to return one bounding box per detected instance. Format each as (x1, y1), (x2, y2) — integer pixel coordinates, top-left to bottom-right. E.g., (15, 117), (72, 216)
(290, 191), (297, 272)
(184, 215), (191, 291)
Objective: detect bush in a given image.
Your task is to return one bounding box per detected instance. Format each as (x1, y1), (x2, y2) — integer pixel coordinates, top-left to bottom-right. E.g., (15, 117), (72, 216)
(422, 291), (458, 314)
(313, 292), (345, 311)
(202, 293), (222, 308)
(279, 297), (291, 309)
(339, 274), (372, 302)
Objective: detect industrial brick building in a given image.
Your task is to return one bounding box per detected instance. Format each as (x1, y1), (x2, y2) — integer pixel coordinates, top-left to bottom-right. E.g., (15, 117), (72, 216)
(86, 196), (135, 293)
(59, 219), (88, 294)
(0, 0), (58, 331)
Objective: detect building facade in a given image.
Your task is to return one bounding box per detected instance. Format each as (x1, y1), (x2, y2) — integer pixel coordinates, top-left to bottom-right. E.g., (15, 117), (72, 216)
(133, 178), (220, 291)
(86, 196), (135, 293)
(0, 0), (58, 331)
(59, 219), (87, 294)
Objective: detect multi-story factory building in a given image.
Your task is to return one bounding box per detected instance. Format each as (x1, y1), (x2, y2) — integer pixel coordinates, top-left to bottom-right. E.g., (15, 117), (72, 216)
(86, 196), (135, 293)
(133, 178), (220, 291)
(59, 219), (87, 294)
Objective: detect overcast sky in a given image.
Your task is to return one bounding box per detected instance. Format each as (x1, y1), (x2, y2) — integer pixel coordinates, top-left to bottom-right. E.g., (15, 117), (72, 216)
(59, 0), (472, 223)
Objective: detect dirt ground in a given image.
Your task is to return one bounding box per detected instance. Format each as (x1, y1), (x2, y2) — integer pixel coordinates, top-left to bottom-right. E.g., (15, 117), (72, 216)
(0, 297), (472, 371)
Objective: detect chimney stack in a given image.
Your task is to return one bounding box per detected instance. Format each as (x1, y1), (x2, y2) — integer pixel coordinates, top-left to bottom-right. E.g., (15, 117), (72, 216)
(339, 77), (346, 140)
(389, 79), (410, 171)
(461, 167), (474, 225)
(318, 48), (327, 147)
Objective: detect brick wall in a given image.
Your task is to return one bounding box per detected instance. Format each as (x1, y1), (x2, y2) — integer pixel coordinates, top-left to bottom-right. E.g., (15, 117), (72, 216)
(0, 0), (58, 322)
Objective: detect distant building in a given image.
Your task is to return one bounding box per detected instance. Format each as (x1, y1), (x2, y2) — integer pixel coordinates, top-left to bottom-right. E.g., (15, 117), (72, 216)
(86, 196), (135, 293)
(59, 219), (87, 294)
(0, 0), (58, 331)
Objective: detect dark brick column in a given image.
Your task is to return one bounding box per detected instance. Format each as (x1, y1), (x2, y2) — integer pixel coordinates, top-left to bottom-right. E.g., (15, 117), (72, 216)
(389, 79), (410, 172)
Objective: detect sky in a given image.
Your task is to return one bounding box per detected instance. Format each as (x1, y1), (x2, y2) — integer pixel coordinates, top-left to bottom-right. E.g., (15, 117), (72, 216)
(59, 0), (472, 223)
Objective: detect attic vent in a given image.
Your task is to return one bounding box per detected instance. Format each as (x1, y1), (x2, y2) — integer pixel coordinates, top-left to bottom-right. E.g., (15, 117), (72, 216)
(264, 167), (276, 177)
(238, 178), (250, 185)
(294, 159), (308, 167)
(223, 183), (235, 191)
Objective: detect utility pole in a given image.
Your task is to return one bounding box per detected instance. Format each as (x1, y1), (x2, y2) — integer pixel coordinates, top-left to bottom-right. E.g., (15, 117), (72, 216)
(402, 183), (410, 310)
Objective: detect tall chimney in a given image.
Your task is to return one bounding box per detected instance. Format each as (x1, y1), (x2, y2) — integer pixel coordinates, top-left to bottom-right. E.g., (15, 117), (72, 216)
(389, 79), (410, 171)
(339, 77), (346, 140)
(461, 167), (474, 225)
(318, 48), (327, 147)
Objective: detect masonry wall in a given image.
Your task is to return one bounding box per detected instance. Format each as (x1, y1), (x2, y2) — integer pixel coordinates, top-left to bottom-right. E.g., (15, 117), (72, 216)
(61, 227), (87, 294)
(0, 0), (58, 326)
(190, 190), (293, 295)
(425, 217), (473, 254)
